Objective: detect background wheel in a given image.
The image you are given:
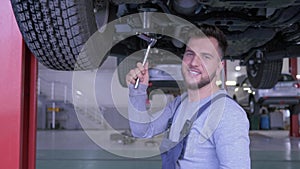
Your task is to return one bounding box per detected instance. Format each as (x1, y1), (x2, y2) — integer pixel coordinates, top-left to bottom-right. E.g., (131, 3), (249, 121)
(232, 95), (237, 102)
(232, 95), (240, 105)
(11, 0), (109, 70)
(246, 50), (282, 89)
(249, 97), (260, 114)
(291, 104), (300, 115)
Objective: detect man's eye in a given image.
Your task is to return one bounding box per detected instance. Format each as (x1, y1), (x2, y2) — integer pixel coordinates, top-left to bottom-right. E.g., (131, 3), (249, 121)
(184, 51), (194, 57)
(202, 54), (212, 59)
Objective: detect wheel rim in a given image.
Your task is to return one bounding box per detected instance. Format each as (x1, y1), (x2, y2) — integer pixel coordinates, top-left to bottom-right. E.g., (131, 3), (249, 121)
(249, 64), (259, 77)
(249, 50), (263, 77)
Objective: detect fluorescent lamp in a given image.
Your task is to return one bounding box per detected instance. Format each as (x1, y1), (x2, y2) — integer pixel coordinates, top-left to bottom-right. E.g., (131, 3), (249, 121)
(225, 81), (237, 86)
(76, 90), (82, 96)
(235, 66), (241, 71)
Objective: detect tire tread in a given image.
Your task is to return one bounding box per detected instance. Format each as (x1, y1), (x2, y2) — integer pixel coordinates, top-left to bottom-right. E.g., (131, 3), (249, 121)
(11, 0), (98, 70)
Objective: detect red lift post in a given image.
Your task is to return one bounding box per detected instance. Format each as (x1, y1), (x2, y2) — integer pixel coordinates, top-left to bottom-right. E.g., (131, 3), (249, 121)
(0, 1), (37, 169)
(289, 58), (299, 137)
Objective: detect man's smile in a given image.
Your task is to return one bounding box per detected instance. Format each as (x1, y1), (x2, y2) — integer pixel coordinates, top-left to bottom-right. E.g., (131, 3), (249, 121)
(187, 68), (202, 77)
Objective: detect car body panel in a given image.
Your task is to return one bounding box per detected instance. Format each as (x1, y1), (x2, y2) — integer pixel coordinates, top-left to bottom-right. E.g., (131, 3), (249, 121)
(234, 73), (300, 109)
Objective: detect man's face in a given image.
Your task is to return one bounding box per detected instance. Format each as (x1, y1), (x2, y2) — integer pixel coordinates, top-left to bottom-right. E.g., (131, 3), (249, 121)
(181, 37), (223, 90)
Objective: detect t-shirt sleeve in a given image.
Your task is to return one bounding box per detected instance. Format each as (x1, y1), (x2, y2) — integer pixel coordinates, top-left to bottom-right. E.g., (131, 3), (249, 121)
(128, 84), (178, 138)
(213, 100), (251, 169)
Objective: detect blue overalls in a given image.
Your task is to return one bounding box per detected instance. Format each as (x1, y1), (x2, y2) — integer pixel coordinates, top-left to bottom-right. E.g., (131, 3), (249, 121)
(159, 94), (229, 169)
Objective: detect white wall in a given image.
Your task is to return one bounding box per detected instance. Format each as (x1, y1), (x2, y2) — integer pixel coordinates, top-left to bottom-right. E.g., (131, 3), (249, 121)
(38, 56), (129, 108)
(281, 58), (300, 78)
(225, 60), (246, 81)
(282, 58), (290, 73)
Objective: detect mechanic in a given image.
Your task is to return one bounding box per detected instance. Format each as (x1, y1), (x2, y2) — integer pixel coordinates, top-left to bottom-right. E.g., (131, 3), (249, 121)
(126, 24), (250, 169)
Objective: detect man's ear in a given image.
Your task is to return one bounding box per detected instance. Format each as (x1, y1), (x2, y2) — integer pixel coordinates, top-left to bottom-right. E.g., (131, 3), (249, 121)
(221, 60), (225, 67)
(217, 60), (224, 73)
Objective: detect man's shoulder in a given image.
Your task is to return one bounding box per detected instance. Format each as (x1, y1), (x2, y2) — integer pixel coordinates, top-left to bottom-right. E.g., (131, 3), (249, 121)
(215, 95), (249, 129)
(171, 93), (188, 105)
(211, 92), (247, 122)
(212, 90), (245, 112)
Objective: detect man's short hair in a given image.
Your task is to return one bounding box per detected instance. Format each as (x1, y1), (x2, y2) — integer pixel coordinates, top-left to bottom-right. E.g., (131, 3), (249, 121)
(187, 24), (228, 57)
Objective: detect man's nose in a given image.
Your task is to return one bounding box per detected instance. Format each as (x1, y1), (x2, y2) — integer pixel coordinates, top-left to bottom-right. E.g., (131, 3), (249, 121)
(190, 55), (201, 67)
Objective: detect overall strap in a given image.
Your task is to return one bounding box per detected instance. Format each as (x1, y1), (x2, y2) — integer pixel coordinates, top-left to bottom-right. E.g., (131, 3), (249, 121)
(179, 93), (231, 159)
(179, 93), (229, 140)
(160, 93), (231, 169)
(166, 94), (188, 130)
(196, 93), (230, 118)
(167, 93), (230, 130)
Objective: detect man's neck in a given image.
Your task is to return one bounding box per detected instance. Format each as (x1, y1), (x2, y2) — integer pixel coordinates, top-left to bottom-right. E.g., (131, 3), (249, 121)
(187, 83), (220, 102)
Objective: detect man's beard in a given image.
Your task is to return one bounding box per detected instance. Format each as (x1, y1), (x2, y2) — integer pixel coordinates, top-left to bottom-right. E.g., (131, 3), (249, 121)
(183, 71), (216, 90)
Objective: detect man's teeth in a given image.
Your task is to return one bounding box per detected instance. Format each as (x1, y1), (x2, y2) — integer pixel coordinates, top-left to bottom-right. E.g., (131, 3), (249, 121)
(189, 70), (200, 75)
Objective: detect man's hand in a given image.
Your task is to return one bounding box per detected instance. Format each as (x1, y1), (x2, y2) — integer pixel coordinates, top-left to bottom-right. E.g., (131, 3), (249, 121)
(126, 62), (149, 87)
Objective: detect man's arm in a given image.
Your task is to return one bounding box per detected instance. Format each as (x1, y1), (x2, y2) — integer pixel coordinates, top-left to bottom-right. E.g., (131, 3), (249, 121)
(213, 101), (251, 169)
(128, 84), (177, 138)
(126, 62), (176, 138)
(128, 83), (152, 138)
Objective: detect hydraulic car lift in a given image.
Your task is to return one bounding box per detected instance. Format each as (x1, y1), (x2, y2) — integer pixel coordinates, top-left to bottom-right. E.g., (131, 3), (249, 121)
(0, 0), (299, 168)
(289, 58), (299, 137)
(0, 1), (37, 169)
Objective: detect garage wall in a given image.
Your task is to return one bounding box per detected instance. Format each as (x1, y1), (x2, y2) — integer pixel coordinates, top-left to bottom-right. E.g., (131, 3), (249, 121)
(38, 65), (73, 101)
(225, 60), (246, 81)
(39, 57), (299, 107)
(282, 58), (290, 74)
(38, 56), (126, 108)
(282, 58), (300, 76)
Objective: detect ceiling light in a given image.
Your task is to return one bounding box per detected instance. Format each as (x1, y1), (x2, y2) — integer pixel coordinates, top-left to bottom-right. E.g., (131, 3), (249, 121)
(76, 90), (82, 96)
(225, 81), (236, 86)
(235, 66), (241, 71)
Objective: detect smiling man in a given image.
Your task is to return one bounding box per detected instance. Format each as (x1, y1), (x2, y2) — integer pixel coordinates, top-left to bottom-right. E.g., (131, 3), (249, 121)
(181, 36), (223, 95)
(126, 24), (250, 169)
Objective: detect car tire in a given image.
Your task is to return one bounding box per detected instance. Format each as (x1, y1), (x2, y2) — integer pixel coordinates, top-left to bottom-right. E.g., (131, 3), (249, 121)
(291, 104), (300, 114)
(11, 0), (109, 70)
(246, 50), (283, 89)
(232, 95), (237, 101)
(249, 97), (260, 114)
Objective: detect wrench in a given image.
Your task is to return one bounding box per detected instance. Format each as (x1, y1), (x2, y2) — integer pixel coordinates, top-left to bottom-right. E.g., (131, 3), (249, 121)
(134, 34), (157, 88)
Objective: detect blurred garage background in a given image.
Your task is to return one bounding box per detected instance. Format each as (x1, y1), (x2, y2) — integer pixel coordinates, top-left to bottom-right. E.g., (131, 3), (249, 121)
(35, 57), (300, 169)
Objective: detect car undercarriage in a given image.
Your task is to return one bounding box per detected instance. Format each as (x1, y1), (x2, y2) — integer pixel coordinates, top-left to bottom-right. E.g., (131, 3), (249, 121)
(11, 0), (300, 88)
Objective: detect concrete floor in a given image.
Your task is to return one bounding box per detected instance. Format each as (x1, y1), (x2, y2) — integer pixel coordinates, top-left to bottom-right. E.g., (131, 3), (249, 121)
(36, 130), (300, 169)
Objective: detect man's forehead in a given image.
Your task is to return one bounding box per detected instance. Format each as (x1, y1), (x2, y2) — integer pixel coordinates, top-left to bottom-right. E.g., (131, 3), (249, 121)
(186, 37), (222, 58)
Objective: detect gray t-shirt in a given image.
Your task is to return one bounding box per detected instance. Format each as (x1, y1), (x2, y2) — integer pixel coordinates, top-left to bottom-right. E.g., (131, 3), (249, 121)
(128, 84), (251, 169)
